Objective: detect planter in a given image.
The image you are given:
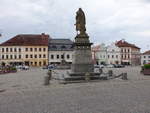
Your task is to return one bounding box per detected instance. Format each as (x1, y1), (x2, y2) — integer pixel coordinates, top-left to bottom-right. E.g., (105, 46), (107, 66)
(10, 70), (17, 73)
(143, 69), (150, 75)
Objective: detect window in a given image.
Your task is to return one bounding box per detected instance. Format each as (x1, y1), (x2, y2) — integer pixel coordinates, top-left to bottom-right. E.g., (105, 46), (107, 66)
(116, 55), (118, 58)
(14, 55), (17, 59)
(39, 62), (41, 66)
(19, 48), (21, 52)
(10, 48), (13, 52)
(128, 49), (130, 52)
(26, 48), (28, 51)
(67, 54), (70, 59)
(124, 49), (126, 53)
(43, 54), (46, 58)
(61, 45), (66, 49)
(121, 49), (123, 52)
(35, 62), (37, 66)
(14, 48), (17, 52)
(2, 55), (4, 59)
(39, 48), (41, 51)
(2, 48), (4, 52)
(26, 55), (28, 58)
(112, 55), (114, 58)
(39, 54), (41, 58)
(61, 54), (64, 59)
(51, 55), (54, 59)
(34, 54), (37, 58)
(144, 56), (146, 58)
(57, 55), (59, 59)
(10, 55), (13, 59)
(108, 55), (109, 58)
(43, 48), (46, 51)
(149, 56), (150, 58)
(6, 48), (8, 52)
(19, 55), (21, 59)
(35, 48), (37, 52)
(30, 48), (33, 51)
(6, 55), (8, 59)
(52, 45), (56, 48)
(128, 55), (130, 58)
(30, 55), (33, 58)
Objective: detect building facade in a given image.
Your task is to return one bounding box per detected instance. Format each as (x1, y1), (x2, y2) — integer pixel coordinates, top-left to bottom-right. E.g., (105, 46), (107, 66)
(92, 43), (121, 65)
(141, 50), (150, 66)
(92, 44), (107, 65)
(116, 39), (141, 65)
(0, 33), (49, 66)
(48, 39), (74, 64)
(107, 43), (121, 64)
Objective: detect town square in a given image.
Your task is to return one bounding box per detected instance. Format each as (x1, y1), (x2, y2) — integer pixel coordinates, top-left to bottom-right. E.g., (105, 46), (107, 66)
(0, 0), (150, 113)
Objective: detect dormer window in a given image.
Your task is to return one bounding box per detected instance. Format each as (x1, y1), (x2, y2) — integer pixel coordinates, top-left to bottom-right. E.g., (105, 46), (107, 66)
(61, 45), (66, 49)
(52, 45), (56, 48)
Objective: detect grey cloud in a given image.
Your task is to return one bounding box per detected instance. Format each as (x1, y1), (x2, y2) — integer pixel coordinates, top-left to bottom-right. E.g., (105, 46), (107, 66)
(0, 0), (150, 51)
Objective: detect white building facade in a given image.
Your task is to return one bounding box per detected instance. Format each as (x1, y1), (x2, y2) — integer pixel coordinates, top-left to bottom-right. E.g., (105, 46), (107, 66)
(141, 50), (150, 66)
(107, 43), (121, 64)
(92, 43), (121, 65)
(48, 39), (74, 64)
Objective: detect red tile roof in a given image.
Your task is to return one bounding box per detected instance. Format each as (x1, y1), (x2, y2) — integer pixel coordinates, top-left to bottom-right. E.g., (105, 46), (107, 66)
(0, 33), (49, 46)
(143, 50), (150, 55)
(92, 45), (101, 51)
(115, 40), (140, 49)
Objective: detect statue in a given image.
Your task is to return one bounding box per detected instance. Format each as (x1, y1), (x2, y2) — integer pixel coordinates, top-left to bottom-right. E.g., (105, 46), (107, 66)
(75, 8), (86, 35)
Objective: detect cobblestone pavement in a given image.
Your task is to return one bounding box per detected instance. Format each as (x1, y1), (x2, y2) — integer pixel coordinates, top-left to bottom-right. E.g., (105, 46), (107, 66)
(0, 66), (150, 113)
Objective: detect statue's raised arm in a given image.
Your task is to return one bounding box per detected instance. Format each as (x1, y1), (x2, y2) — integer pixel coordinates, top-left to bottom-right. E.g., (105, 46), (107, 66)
(75, 8), (86, 35)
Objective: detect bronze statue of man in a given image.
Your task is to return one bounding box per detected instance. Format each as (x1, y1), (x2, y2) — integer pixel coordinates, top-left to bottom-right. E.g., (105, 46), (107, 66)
(75, 8), (86, 35)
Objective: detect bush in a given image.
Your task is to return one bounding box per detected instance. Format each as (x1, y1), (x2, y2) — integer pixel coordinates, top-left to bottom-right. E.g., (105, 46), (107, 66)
(10, 67), (17, 71)
(144, 64), (150, 69)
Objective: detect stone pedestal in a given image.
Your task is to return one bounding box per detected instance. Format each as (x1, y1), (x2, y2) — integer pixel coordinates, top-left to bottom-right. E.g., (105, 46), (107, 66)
(67, 33), (96, 81)
(71, 34), (94, 74)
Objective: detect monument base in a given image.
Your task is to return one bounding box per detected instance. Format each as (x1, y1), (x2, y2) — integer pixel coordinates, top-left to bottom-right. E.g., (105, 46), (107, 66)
(65, 72), (108, 82)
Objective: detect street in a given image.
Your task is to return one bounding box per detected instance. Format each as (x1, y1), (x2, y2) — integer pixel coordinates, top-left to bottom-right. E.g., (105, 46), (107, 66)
(0, 66), (150, 113)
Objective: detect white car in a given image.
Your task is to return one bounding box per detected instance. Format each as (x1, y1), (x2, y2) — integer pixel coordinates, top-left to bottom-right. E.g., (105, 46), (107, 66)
(22, 65), (29, 70)
(106, 64), (114, 68)
(99, 65), (104, 68)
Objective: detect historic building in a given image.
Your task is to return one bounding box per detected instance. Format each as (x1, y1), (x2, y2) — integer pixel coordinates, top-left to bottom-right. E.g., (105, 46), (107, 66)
(141, 50), (150, 66)
(0, 33), (49, 66)
(107, 43), (121, 64)
(92, 44), (107, 65)
(92, 43), (121, 65)
(116, 39), (141, 65)
(48, 39), (74, 64)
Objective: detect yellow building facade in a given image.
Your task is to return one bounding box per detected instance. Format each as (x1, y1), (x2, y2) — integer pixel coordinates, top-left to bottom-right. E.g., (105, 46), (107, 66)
(0, 33), (49, 66)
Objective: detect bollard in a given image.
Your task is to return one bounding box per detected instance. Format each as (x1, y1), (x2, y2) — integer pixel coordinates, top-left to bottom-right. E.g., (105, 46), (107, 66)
(44, 75), (50, 85)
(85, 72), (90, 82)
(108, 70), (113, 77)
(122, 73), (128, 80)
(99, 68), (103, 75)
(47, 69), (52, 80)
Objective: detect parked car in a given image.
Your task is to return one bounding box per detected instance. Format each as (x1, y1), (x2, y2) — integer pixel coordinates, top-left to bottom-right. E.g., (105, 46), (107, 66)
(15, 65), (23, 69)
(106, 64), (114, 68)
(99, 64), (105, 68)
(22, 65), (29, 70)
(48, 65), (55, 70)
(113, 64), (125, 68)
(42, 65), (48, 69)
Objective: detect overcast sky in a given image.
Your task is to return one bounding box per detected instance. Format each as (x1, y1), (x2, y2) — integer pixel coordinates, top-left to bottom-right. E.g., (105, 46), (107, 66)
(0, 0), (150, 52)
